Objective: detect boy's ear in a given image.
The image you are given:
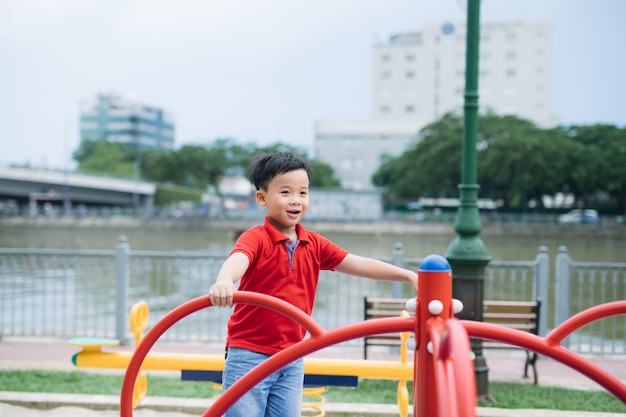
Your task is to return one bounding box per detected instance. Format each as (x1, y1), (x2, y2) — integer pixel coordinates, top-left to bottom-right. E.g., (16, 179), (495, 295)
(255, 190), (267, 206)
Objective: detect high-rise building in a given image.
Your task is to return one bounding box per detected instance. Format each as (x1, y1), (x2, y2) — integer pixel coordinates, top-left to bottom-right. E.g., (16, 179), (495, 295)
(371, 20), (553, 126)
(315, 120), (422, 191)
(316, 20), (554, 190)
(79, 93), (175, 151)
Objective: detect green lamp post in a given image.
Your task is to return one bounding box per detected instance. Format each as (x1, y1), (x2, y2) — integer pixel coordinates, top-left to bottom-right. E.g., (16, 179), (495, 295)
(444, 0), (493, 401)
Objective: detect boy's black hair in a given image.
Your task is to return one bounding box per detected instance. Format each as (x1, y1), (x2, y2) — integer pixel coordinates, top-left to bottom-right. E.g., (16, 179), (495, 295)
(248, 152), (313, 191)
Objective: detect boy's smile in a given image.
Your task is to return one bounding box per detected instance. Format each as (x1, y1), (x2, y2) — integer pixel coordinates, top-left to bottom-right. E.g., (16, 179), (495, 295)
(256, 168), (310, 235)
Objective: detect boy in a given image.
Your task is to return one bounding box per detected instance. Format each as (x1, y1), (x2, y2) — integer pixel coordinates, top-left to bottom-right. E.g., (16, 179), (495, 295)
(208, 151), (417, 417)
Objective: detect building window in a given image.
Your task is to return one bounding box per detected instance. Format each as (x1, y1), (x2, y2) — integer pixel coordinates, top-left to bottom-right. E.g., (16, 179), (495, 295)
(506, 69), (516, 77)
(406, 54), (415, 62)
(381, 71), (391, 79)
(506, 51), (516, 59)
(405, 105), (415, 113)
(380, 105), (390, 113)
(507, 33), (517, 42)
(381, 54), (391, 62)
(406, 71), (415, 78)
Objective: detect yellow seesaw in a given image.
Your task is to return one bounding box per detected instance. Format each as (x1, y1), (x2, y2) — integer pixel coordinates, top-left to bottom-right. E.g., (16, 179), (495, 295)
(69, 301), (414, 417)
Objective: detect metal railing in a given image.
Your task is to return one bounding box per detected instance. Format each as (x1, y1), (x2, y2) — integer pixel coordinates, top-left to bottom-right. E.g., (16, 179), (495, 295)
(1, 238), (624, 354)
(555, 245), (626, 353)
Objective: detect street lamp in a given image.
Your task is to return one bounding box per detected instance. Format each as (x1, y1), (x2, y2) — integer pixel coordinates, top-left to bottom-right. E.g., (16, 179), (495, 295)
(444, 0), (493, 402)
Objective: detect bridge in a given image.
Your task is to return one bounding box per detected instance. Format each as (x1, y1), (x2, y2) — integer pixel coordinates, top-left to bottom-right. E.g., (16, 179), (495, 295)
(0, 166), (155, 213)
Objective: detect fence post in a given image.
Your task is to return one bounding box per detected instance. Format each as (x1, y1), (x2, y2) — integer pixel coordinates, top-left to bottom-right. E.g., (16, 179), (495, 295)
(116, 235), (130, 344)
(392, 242), (404, 298)
(555, 245), (571, 348)
(534, 245), (549, 337)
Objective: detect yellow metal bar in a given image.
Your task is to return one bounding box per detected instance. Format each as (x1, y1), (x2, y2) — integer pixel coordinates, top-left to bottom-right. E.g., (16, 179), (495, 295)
(73, 350), (413, 380)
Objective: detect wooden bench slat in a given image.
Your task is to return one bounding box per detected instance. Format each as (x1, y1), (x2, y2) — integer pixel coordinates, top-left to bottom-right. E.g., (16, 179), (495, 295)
(363, 295), (541, 384)
(483, 313), (537, 320)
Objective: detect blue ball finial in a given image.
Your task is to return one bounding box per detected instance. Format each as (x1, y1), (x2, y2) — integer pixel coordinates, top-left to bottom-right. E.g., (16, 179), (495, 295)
(419, 254), (451, 272)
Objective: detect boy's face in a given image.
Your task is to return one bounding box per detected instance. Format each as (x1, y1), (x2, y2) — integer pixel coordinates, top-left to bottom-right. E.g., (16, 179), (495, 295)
(256, 168), (309, 234)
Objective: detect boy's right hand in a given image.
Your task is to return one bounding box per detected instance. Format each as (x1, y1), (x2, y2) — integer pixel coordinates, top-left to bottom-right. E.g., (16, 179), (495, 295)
(208, 281), (236, 307)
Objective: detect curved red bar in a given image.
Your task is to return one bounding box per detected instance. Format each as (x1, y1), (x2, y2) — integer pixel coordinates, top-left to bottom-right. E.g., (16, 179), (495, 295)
(203, 315), (414, 417)
(121, 292), (325, 417)
(462, 320), (626, 403)
(120, 292), (415, 417)
(120, 290), (626, 416)
(546, 301), (626, 346)
(428, 318), (476, 417)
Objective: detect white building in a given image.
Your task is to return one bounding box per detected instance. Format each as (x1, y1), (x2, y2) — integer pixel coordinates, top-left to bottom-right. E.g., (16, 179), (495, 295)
(316, 19), (554, 190)
(372, 20), (553, 126)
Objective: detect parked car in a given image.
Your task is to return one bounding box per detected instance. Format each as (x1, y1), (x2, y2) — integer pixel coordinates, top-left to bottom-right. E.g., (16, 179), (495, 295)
(558, 209), (599, 224)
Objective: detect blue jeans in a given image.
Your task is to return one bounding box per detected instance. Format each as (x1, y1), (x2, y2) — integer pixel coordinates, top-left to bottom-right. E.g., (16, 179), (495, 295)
(222, 347), (304, 417)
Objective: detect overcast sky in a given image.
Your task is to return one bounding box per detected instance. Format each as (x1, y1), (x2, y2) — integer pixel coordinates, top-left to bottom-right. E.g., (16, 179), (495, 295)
(1, 0), (625, 170)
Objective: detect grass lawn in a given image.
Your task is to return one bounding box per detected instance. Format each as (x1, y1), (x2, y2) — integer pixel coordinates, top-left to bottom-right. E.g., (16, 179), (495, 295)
(0, 369), (624, 413)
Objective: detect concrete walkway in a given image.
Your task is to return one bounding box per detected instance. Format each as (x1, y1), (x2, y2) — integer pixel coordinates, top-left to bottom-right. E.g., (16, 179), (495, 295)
(1, 337), (625, 416)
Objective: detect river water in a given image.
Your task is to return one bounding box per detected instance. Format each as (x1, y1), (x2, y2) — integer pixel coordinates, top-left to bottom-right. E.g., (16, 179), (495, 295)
(0, 220), (624, 263)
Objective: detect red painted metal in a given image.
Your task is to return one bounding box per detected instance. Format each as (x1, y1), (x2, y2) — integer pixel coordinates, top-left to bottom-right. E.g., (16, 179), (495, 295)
(120, 281), (626, 417)
(463, 300), (626, 403)
(415, 258), (453, 417)
(119, 292), (415, 417)
(428, 319), (476, 417)
(546, 301), (626, 347)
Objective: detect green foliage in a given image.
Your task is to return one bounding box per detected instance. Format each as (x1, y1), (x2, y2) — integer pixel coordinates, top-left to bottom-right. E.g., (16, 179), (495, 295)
(373, 112), (463, 201)
(73, 139), (138, 178)
(73, 138), (341, 195)
(564, 124), (626, 210)
(373, 112), (626, 212)
(0, 370), (624, 412)
(154, 184), (203, 206)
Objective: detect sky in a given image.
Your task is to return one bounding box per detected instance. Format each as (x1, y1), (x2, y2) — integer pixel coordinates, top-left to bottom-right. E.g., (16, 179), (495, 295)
(1, 0), (625, 170)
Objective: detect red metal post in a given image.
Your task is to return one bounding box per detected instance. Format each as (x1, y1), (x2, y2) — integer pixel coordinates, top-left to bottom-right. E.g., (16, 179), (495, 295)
(415, 254), (453, 417)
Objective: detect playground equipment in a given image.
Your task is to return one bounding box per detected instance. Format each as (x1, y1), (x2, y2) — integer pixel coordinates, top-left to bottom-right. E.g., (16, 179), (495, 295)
(114, 253), (626, 417)
(71, 301), (414, 414)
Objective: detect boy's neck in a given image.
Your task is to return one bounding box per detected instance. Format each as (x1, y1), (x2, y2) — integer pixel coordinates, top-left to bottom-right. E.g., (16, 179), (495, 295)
(267, 217), (298, 241)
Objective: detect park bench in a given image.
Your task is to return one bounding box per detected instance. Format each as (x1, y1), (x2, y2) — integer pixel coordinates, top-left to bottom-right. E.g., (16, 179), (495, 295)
(363, 296), (541, 384)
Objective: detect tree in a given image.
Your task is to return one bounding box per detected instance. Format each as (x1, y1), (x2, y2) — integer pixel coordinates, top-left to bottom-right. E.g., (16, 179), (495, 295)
(373, 112), (463, 202)
(476, 114), (574, 209)
(564, 125), (626, 213)
(372, 112), (624, 211)
(102, 138), (342, 193)
(308, 159), (341, 188)
(73, 140), (136, 178)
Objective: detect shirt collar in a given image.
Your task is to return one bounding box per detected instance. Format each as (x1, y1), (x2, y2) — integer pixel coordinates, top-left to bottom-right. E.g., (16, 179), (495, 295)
(263, 216), (309, 244)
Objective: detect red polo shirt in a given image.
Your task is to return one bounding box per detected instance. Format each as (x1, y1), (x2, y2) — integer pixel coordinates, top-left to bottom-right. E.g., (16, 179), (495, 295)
(226, 216), (349, 354)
